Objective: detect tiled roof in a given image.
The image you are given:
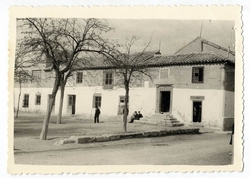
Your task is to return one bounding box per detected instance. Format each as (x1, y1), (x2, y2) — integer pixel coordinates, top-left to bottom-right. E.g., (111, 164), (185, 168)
(149, 52), (234, 66)
(76, 52), (234, 70)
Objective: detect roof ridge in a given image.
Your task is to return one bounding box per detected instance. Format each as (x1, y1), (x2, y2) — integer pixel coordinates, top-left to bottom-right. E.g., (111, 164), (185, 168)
(198, 37), (235, 55)
(174, 36), (235, 56)
(174, 37), (200, 54)
(161, 51), (227, 58)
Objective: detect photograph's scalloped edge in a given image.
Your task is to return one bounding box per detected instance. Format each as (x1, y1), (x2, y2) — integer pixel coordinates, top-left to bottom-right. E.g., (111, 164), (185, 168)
(7, 5), (243, 174)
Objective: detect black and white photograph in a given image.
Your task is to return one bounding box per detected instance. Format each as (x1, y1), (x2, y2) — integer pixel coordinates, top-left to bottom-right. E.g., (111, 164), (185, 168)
(8, 6), (243, 173)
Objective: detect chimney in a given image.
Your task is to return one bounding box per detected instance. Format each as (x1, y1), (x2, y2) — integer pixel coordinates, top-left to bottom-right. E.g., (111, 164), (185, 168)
(154, 50), (161, 56)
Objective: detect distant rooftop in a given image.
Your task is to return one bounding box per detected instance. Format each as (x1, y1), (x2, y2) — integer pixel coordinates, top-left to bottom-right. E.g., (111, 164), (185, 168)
(175, 37), (235, 56)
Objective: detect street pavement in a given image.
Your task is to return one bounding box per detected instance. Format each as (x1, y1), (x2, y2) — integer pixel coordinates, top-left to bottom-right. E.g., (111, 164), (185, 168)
(14, 132), (233, 165)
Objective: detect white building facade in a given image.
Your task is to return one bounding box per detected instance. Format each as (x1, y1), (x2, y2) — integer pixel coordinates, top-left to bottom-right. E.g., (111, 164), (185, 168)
(14, 37), (235, 130)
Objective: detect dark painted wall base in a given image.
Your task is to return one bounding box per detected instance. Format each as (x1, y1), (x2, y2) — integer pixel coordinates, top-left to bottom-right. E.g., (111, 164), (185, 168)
(223, 118), (234, 131)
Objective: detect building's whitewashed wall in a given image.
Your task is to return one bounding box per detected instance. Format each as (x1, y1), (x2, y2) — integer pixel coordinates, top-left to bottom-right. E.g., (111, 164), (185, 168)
(14, 86), (156, 118)
(172, 88), (224, 129)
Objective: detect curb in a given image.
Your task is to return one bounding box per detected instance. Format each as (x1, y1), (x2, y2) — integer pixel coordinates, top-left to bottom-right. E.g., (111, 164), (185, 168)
(54, 128), (200, 146)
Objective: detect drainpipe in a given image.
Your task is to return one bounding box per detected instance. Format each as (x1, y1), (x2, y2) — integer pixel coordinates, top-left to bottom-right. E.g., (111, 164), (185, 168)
(221, 65), (226, 130)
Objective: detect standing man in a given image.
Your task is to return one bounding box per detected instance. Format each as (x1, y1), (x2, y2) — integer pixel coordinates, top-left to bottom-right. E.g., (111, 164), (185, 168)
(229, 123), (234, 145)
(94, 106), (101, 123)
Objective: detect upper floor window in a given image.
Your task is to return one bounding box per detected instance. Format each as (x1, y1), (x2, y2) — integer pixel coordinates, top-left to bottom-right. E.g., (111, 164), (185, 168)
(103, 71), (113, 89)
(32, 70), (41, 83)
(76, 72), (83, 83)
(192, 67), (204, 83)
(17, 70), (29, 83)
(23, 94), (29, 108)
(160, 68), (169, 78)
(35, 93), (41, 105)
(134, 74), (143, 87)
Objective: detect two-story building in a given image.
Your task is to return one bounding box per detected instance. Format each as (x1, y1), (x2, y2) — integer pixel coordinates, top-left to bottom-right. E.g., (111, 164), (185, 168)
(14, 37), (235, 130)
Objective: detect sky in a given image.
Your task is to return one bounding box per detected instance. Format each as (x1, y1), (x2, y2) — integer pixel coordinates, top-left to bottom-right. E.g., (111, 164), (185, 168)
(16, 19), (235, 56)
(103, 19), (235, 55)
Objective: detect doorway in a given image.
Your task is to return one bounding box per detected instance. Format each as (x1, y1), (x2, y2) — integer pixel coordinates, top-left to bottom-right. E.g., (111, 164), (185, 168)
(160, 91), (171, 113)
(193, 101), (202, 122)
(68, 95), (76, 115)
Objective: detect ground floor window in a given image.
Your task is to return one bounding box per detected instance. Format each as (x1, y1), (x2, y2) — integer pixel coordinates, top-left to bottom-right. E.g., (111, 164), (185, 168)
(23, 94), (29, 108)
(35, 93), (41, 105)
(93, 94), (102, 108)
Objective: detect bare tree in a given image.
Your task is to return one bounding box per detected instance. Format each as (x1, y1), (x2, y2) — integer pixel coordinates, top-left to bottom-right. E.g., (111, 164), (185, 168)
(18, 18), (112, 140)
(14, 41), (40, 118)
(103, 36), (155, 132)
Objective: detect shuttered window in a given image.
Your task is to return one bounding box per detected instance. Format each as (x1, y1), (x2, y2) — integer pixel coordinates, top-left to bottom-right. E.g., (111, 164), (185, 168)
(35, 94), (41, 105)
(103, 71), (113, 89)
(76, 72), (83, 83)
(192, 67), (204, 83)
(32, 70), (41, 83)
(160, 69), (169, 78)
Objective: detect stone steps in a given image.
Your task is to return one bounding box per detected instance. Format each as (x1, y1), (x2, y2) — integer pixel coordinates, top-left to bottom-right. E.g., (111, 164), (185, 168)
(136, 113), (184, 127)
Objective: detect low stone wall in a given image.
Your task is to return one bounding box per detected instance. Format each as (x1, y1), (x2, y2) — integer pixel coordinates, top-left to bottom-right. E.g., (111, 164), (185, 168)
(54, 128), (200, 146)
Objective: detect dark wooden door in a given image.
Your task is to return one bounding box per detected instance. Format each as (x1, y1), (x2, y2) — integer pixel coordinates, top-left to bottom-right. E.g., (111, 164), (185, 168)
(72, 95), (76, 115)
(160, 91), (171, 113)
(193, 101), (202, 122)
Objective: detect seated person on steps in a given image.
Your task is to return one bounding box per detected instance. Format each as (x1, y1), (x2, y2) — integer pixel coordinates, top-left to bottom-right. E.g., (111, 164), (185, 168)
(129, 111), (143, 123)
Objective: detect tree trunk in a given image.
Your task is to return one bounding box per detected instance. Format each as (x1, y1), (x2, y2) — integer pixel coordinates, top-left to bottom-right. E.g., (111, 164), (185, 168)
(40, 74), (60, 140)
(123, 85), (129, 132)
(57, 81), (66, 124)
(15, 81), (21, 119)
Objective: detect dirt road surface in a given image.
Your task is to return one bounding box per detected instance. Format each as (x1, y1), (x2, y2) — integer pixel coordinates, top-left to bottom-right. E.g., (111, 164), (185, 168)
(14, 132), (233, 165)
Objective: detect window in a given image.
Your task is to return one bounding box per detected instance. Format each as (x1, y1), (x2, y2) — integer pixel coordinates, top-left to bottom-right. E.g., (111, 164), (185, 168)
(18, 70), (29, 83)
(192, 67), (204, 83)
(105, 72), (113, 85)
(76, 72), (83, 83)
(32, 70), (41, 83)
(35, 93), (41, 105)
(103, 71), (113, 89)
(119, 96), (129, 103)
(23, 94), (29, 108)
(135, 74), (143, 87)
(160, 68), (169, 78)
(93, 94), (102, 108)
